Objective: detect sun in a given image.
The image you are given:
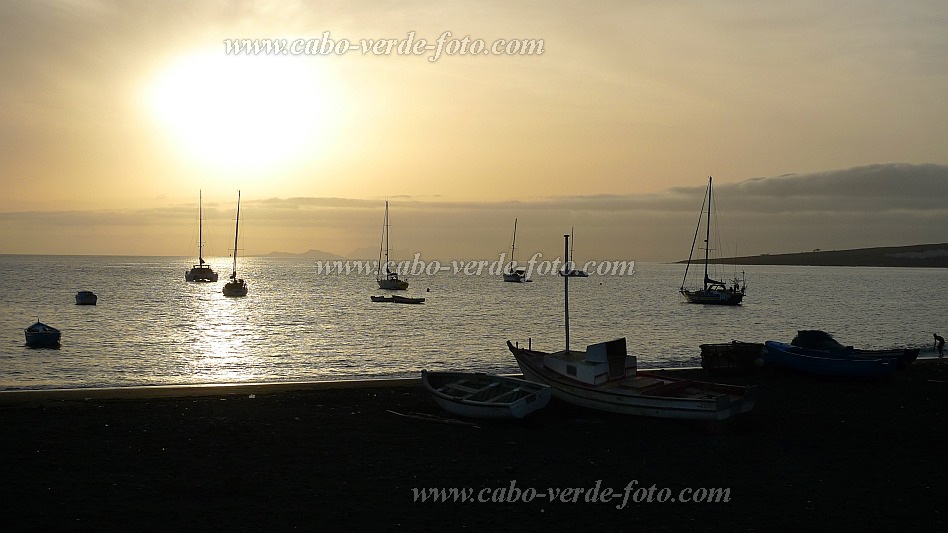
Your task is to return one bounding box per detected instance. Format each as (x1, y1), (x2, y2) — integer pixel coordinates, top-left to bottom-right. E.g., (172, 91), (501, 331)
(148, 50), (332, 172)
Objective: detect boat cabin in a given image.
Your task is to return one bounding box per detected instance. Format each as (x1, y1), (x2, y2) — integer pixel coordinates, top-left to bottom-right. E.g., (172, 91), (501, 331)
(544, 338), (635, 385)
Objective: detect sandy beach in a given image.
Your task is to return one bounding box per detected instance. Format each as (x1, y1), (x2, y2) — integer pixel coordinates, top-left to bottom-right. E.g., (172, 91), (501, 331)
(2, 360), (946, 531)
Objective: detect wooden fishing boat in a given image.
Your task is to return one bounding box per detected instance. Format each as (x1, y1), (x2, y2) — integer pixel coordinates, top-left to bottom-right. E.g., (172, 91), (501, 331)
(75, 291), (97, 305)
(422, 370), (551, 419)
(506, 234), (757, 421)
(507, 339), (757, 420)
(370, 295), (425, 304)
(25, 321), (61, 348)
(762, 341), (898, 378)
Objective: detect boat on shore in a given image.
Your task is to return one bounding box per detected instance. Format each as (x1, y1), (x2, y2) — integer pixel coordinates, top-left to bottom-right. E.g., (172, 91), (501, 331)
(506, 234), (757, 421)
(370, 295), (425, 304)
(185, 190), (219, 282)
(75, 291), (97, 305)
(222, 191), (248, 297)
(502, 218), (531, 283)
(25, 321), (61, 348)
(679, 176), (745, 305)
(422, 370), (551, 419)
(376, 201), (409, 290)
(762, 341), (898, 378)
(788, 330), (918, 368)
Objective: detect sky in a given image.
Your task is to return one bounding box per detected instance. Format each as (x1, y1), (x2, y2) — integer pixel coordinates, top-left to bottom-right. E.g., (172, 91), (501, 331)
(1, 0), (946, 261)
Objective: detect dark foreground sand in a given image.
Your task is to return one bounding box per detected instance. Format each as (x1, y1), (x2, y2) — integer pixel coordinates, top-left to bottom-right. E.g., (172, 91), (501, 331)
(2, 360), (947, 532)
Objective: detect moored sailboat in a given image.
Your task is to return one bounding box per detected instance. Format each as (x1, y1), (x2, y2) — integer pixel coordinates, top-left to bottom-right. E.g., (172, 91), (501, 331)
(502, 218), (530, 282)
(376, 201), (409, 290)
(564, 226), (588, 277)
(185, 190), (219, 282)
(222, 191), (248, 297)
(679, 176), (745, 305)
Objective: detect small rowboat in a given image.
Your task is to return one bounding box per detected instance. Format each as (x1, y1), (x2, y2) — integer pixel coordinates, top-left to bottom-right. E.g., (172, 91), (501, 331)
(370, 295), (425, 304)
(421, 370), (551, 419)
(75, 291), (98, 305)
(25, 321), (61, 348)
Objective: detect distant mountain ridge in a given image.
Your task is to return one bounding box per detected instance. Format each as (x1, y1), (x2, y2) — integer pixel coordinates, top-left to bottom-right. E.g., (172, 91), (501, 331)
(262, 249), (347, 260)
(683, 243), (948, 268)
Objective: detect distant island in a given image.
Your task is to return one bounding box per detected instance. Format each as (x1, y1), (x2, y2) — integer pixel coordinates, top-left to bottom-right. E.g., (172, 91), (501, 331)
(680, 242), (948, 268)
(261, 249), (347, 260)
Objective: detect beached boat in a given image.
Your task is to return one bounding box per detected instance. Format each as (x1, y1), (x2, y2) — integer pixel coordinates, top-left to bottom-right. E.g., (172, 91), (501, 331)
(762, 341), (898, 378)
(25, 321), (61, 348)
(376, 201), (409, 290)
(370, 295), (426, 304)
(75, 291), (97, 305)
(564, 227), (588, 277)
(222, 191), (248, 297)
(507, 340), (756, 420)
(185, 190), (219, 282)
(421, 370), (551, 419)
(506, 234), (757, 421)
(789, 330), (918, 369)
(502, 218), (531, 282)
(680, 176), (745, 305)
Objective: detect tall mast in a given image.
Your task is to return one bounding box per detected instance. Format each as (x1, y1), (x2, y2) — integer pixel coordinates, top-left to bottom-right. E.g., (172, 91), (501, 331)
(703, 176), (712, 290)
(232, 191), (240, 278)
(198, 190), (204, 265)
(384, 201), (390, 273)
(563, 233), (570, 353)
(510, 218), (518, 264)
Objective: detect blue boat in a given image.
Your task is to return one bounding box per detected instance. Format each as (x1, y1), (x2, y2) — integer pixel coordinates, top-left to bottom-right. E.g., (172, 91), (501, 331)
(762, 341), (897, 378)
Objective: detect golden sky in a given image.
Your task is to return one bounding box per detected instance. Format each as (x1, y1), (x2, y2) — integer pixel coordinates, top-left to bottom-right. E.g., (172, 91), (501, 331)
(1, 1), (946, 260)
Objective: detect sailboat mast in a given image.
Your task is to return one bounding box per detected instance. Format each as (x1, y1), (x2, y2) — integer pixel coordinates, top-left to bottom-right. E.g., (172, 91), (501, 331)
(510, 218), (518, 263)
(703, 177), (712, 290)
(232, 191), (240, 277)
(198, 190), (204, 264)
(564, 233), (570, 353)
(384, 201), (390, 271)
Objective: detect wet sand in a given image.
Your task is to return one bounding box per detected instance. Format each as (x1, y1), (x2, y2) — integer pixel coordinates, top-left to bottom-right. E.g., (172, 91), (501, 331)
(2, 360), (946, 531)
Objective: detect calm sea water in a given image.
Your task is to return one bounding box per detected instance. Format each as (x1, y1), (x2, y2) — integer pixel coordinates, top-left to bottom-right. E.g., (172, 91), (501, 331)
(0, 255), (944, 390)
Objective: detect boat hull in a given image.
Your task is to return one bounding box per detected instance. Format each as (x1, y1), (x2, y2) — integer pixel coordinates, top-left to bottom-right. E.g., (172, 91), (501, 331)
(185, 266), (219, 282)
(507, 341), (756, 421)
(371, 295), (425, 304)
(377, 278), (409, 290)
(25, 322), (61, 348)
(75, 291), (98, 305)
(222, 279), (248, 297)
(422, 370), (551, 419)
(762, 341), (897, 378)
(680, 288), (744, 305)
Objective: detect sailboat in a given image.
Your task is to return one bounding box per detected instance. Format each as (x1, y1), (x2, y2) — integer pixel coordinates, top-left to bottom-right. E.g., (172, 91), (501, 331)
(222, 191), (248, 297)
(679, 176), (745, 305)
(185, 191), (219, 282)
(376, 201), (409, 290)
(506, 234), (757, 420)
(564, 227), (589, 277)
(502, 218), (530, 282)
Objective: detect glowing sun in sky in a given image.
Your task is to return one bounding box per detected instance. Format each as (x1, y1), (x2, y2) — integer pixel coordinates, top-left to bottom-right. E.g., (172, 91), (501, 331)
(148, 51), (331, 172)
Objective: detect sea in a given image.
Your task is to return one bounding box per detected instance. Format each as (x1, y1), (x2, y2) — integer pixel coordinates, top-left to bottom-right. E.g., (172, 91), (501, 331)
(1, 255), (944, 391)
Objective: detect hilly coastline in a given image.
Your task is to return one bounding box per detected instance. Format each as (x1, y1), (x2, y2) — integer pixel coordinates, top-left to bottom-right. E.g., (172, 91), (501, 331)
(685, 242), (948, 268)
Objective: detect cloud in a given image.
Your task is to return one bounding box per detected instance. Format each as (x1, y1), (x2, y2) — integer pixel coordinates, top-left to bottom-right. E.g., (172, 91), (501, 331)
(1, 163), (945, 260)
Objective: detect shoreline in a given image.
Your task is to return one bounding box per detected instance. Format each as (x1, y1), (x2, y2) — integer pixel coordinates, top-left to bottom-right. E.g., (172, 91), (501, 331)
(2, 360), (945, 530)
